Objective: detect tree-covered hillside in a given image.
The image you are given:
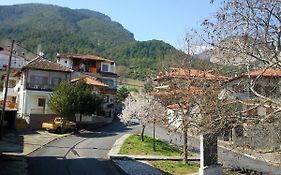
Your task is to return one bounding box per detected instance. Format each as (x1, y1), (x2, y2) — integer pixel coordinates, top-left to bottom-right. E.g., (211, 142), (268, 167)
(0, 3), (211, 80)
(0, 4), (134, 56)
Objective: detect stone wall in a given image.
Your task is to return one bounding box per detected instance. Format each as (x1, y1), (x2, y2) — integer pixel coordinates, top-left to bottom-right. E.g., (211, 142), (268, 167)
(232, 123), (281, 150)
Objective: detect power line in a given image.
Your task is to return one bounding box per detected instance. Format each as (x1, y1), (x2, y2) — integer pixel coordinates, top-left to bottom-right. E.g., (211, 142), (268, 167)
(15, 40), (53, 60)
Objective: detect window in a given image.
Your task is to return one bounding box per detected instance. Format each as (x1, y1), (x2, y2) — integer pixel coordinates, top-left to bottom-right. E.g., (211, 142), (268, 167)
(101, 78), (116, 89)
(101, 63), (109, 72)
(30, 75), (48, 89)
(38, 98), (46, 107)
(51, 77), (62, 87)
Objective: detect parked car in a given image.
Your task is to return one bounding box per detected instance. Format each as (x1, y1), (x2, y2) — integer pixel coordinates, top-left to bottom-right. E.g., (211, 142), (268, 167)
(42, 117), (76, 133)
(126, 118), (140, 126)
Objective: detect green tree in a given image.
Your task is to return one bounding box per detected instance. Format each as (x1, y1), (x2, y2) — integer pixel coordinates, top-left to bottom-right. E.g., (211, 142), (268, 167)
(48, 81), (76, 118)
(116, 86), (130, 103)
(74, 80), (103, 122)
(49, 81), (103, 119)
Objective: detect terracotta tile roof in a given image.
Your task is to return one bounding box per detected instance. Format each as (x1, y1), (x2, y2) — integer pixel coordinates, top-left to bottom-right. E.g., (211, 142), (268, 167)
(248, 69), (281, 77)
(227, 68), (281, 82)
(58, 54), (114, 63)
(71, 77), (108, 87)
(156, 68), (229, 81)
(23, 57), (72, 72)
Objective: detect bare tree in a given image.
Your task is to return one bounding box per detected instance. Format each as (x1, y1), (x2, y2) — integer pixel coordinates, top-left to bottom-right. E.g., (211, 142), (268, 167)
(202, 0), (281, 67)
(198, 0), (281, 129)
(154, 67), (228, 164)
(190, 0), (281, 166)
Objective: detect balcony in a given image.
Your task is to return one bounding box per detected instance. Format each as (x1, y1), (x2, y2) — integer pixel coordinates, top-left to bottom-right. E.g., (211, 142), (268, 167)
(0, 100), (17, 110)
(26, 83), (54, 91)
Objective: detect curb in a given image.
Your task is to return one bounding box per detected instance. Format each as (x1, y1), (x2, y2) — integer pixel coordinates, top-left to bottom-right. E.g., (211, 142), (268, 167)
(109, 159), (128, 175)
(108, 134), (132, 175)
(108, 134), (131, 158)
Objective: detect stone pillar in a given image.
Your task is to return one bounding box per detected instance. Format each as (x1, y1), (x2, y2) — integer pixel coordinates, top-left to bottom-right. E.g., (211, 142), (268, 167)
(199, 134), (223, 175)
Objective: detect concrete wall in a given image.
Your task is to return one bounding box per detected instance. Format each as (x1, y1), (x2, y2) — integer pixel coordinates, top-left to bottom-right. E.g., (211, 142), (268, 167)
(25, 91), (55, 115)
(0, 52), (27, 70)
(57, 58), (73, 68)
(232, 122), (281, 150)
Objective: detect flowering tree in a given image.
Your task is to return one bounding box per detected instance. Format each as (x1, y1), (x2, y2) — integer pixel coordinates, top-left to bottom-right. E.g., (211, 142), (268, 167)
(119, 94), (166, 142)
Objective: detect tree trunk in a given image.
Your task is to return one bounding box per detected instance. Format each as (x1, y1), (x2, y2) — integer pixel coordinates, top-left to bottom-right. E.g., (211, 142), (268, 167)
(183, 126), (188, 164)
(153, 120), (156, 151)
(141, 124), (145, 142)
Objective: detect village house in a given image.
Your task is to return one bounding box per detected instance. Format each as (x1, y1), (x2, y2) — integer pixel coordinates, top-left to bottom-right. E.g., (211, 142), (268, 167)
(11, 56), (73, 128)
(222, 68), (281, 149)
(154, 68), (228, 129)
(0, 47), (28, 70)
(56, 54), (118, 119)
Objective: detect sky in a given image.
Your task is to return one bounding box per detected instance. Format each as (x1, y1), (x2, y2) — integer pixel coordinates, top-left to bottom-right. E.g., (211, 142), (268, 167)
(0, 0), (222, 49)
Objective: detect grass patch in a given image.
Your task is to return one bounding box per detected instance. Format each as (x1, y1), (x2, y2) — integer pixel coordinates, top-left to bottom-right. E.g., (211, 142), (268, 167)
(149, 161), (199, 175)
(119, 134), (199, 175)
(119, 134), (181, 156)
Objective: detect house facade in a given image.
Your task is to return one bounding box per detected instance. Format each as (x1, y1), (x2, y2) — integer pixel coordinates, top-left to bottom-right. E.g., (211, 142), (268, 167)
(15, 57), (72, 119)
(0, 47), (28, 70)
(56, 54), (118, 118)
(154, 68), (228, 129)
(223, 69), (281, 149)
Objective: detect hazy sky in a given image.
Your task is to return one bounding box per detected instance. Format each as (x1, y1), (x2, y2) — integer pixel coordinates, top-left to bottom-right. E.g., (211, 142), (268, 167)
(0, 0), (222, 49)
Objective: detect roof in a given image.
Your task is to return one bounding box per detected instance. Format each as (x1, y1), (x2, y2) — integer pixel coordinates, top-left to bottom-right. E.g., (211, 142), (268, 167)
(156, 68), (229, 81)
(22, 57), (73, 72)
(153, 86), (203, 97)
(71, 77), (108, 88)
(57, 54), (114, 63)
(227, 68), (281, 82)
(248, 69), (281, 77)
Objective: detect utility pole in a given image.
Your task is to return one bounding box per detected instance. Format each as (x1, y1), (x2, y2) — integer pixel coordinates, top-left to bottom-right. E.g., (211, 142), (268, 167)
(0, 40), (15, 140)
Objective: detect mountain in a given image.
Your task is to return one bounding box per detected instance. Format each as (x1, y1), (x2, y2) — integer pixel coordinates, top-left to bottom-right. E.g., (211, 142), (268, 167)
(0, 4), (134, 56)
(0, 3), (198, 80)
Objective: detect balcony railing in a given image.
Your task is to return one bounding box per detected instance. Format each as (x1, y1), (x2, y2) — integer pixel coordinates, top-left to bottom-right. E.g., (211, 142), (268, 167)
(26, 83), (57, 91)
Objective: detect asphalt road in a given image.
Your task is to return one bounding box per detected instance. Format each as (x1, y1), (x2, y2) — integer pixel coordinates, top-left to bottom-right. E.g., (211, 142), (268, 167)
(144, 125), (281, 175)
(27, 119), (138, 175)
(27, 119), (281, 175)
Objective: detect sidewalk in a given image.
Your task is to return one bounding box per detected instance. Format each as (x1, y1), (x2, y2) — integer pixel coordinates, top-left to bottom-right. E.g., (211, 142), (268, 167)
(0, 130), (71, 175)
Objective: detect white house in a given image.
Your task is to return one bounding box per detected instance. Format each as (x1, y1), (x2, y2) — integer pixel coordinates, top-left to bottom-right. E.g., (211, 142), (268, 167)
(222, 68), (281, 149)
(0, 47), (28, 70)
(15, 57), (73, 119)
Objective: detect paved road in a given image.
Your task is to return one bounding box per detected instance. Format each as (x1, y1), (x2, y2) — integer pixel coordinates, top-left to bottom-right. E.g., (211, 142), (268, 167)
(27, 119), (139, 175)
(144, 125), (281, 175)
(27, 119), (281, 175)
